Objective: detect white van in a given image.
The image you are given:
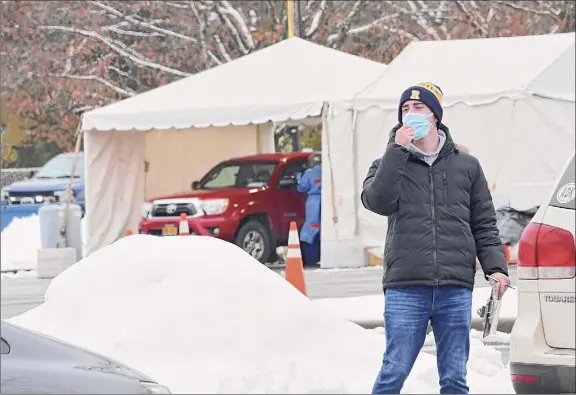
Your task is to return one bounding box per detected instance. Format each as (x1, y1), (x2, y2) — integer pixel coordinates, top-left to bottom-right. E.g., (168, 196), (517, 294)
(510, 152), (575, 394)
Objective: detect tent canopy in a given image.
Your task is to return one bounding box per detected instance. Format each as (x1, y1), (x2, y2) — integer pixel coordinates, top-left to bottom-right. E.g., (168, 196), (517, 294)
(353, 33), (575, 110)
(82, 37), (387, 257)
(82, 37), (387, 131)
(320, 33), (575, 269)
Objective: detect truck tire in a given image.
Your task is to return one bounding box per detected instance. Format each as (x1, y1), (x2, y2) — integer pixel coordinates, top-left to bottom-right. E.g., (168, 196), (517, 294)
(234, 220), (272, 264)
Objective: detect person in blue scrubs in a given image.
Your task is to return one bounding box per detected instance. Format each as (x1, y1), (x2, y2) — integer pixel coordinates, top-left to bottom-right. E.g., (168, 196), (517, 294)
(297, 152), (322, 266)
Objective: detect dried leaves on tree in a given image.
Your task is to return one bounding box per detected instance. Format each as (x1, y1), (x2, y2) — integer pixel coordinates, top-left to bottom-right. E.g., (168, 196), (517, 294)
(1, 0), (574, 165)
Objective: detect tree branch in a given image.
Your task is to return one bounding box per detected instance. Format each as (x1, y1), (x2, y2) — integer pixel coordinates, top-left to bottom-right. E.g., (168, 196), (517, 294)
(218, 0), (254, 49)
(213, 34), (233, 62)
(213, 3), (250, 55)
(496, 1), (560, 18)
(104, 25), (163, 38)
(46, 73), (135, 97)
(164, 1), (189, 9)
(328, 11), (423, 44)
(39, 25), (191, 77)
(188, 0), (223, 66)
(455, 0), (488, 36)
(91, 1), (198, 42)
(305, 0), (326, 38)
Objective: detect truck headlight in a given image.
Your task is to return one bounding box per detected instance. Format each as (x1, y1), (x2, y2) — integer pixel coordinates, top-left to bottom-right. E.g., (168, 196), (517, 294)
(199, 198), (229, 215)
(141, 202), (153, 218)
(139, 381), (171, 394)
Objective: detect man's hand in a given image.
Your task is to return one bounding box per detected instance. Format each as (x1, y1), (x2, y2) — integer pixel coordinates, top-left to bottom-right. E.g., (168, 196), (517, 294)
(395, 125), (415, 146)
(489, 272), (511, 298)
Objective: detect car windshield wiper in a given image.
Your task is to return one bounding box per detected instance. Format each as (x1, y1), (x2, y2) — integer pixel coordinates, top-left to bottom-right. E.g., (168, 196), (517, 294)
(54, 175), (80, 179)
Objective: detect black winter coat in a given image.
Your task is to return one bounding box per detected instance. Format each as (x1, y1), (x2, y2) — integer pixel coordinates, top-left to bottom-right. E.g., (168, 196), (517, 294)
(361, 124), (508, 290)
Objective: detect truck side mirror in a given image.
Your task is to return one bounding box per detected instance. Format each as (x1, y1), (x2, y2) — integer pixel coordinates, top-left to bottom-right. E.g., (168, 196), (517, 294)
(191, 181), (201, 190)
(28, 170), (36, 178)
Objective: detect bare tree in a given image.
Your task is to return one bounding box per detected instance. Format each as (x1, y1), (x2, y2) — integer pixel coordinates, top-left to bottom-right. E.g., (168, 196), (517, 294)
(1, 0), (574, 157)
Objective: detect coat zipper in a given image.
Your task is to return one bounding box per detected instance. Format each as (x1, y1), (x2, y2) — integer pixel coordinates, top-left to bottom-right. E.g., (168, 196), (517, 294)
(429, 168), (439, 285)
(442, 173), (448, 204)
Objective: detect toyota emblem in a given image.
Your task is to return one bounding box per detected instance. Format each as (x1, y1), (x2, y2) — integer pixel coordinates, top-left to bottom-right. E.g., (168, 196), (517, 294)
(166, 204), (177, 214)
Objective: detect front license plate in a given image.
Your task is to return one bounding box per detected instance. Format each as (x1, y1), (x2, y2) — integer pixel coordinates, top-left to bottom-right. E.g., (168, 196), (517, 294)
(162, 225), (178, 236)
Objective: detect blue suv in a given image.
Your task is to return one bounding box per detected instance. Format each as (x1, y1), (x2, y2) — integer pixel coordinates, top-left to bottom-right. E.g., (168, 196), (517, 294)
(1, 152), (85, 231)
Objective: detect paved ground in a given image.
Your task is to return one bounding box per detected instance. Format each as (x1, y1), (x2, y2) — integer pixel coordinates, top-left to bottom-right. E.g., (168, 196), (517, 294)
(1, 277), (51, 319)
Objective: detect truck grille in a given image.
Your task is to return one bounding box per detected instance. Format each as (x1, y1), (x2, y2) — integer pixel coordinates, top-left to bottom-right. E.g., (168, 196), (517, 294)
(151, 203), (198, 217)
(146, 229), (198, 236)
(5, 192), (56, 204)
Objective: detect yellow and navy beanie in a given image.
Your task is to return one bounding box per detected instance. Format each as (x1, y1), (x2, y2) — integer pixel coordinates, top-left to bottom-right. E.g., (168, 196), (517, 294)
(398, 82), (444, 124)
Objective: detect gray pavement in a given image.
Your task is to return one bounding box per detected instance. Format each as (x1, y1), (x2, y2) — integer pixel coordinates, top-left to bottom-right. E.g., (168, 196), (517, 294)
(1, 277), (51, 319)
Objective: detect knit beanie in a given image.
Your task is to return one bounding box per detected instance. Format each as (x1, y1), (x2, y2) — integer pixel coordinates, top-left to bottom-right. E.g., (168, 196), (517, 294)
(398, 82), (444, 124)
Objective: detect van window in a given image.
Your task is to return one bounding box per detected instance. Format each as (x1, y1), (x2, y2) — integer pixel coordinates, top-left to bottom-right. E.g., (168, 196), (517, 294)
(550, 155), (575, 210)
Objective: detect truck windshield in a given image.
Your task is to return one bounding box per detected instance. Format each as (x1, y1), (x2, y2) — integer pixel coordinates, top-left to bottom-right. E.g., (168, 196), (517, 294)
(34, 155), (85, 179)
(198, 162), (277, 189)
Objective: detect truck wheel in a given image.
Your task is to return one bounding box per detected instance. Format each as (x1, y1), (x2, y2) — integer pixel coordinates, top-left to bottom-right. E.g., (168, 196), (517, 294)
(235, 220), (272, 263)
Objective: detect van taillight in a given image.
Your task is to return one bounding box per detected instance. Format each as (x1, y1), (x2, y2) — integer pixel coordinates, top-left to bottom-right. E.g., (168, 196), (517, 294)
(517, 223), (576, 280)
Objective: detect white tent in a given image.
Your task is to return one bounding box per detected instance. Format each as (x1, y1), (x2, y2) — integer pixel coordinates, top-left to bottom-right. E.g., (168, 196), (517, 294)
(81, 37), (387, 256)
(322, 33), (575, 268)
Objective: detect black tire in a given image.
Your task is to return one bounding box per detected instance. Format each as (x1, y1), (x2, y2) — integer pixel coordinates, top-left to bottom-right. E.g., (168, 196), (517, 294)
(234, 219), (273, 263)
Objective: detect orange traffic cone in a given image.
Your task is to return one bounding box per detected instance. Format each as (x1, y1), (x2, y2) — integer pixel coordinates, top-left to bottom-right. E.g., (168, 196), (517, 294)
(285, 221), (307, 296)
(124, 229), (133, 236)
(179, 213), (190, 236)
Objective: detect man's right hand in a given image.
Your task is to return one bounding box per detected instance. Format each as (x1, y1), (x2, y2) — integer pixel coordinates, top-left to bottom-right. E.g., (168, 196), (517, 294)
(395, 125), (415, 146)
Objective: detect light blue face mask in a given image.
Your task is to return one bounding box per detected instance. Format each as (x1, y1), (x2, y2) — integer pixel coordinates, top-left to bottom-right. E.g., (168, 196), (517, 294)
(403, 113), (434, 140)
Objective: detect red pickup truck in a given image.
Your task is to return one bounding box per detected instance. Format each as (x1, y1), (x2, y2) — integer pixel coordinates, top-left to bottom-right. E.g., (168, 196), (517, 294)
(138, 152), (313, 263)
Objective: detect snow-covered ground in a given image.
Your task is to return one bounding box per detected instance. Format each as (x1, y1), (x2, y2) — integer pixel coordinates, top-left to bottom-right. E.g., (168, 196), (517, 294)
(0, 214), (86, 273)
(1, 215), (41, 272)
(312, 287), (518, 324)
(8, 235), (515, 393)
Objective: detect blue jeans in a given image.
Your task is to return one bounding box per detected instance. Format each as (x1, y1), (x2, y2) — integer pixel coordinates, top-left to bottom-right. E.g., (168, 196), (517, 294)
(372, 285), (472, 394)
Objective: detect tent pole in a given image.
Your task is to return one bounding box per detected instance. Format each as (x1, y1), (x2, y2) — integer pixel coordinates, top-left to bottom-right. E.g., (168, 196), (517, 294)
(57, 123), (83, 248)
(286, 0), (294, 38)
(256, 124), (262, 153)
(321, 102), (339, 238)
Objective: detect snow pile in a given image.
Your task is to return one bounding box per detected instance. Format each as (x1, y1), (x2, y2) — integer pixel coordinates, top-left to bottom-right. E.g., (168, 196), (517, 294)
(470, 328), (511, 345)
(312, 287), (518, 324)
(9, 235), (513, 393)
(1, 215), (41, 272)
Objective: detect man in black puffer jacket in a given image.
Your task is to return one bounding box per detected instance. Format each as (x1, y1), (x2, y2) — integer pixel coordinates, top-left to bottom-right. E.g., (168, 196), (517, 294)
(362, 82), (510, 395)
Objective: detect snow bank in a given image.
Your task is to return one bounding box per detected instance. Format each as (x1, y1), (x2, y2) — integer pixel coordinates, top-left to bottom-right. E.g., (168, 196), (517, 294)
(312, 287), (518, 324)
(9, 235), (513, 393)
(0, 215), (40, 272)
